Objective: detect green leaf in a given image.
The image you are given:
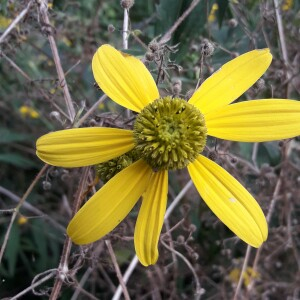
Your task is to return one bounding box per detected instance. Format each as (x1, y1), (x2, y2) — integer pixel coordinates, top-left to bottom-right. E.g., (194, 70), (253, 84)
(1, 224), (20, 277)
(258, 143), (281, 166)
(30, 219), (62, 271)
(0, 128), (33, 144)
(155, 0), (183, 35)
(175, 0), (211, 40)
(216, 0), (230, 27)
(0, 153), (39, 169)
(237, 142), (253, 161)
(0, 2), (9, 14)
(169, 0), (214, 62)
(52, 0), (66, 10)
(31, 220), (48, 272)
(114, 248), (133, 265)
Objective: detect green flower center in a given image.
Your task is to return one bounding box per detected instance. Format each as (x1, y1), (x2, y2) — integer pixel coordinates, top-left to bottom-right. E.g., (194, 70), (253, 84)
(133, 96), (207, 170)
(96, 149), (139, 183)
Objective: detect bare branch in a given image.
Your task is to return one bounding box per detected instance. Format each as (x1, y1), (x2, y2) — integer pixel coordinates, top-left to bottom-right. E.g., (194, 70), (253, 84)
(0, 1), (33, 44)
(10, 270), (56, 300)
(49, 167), (91, 300)
(161, 239), (203, 300)
(75, 95), (107, 128)
(38, 0), (76, 122)
(123, 9), (129, 50)
(273, 0), (292, 96)
(159, 0), (201, 45)
(0, 186), (65, 233)
(233, 245), (252, 300)
(0, 164), (49, 264)
(1, 51), (70, 119)
(106, 240), (131, 300)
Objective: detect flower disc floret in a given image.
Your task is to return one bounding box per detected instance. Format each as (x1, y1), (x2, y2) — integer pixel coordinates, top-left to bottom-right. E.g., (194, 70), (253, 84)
(96, 149), (139, 183)
(133, 96), (207, 170)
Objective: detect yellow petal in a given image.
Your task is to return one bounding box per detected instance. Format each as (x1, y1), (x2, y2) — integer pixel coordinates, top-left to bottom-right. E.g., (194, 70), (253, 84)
(188, 155), (267, 247)
(92, 44), (159, 112)
(67, 159), (152, 244)
(206, 99), (300, 142)
(134, 170), (168, 266)
(36, 128), (134, 167)
(189, 49), (272, 114)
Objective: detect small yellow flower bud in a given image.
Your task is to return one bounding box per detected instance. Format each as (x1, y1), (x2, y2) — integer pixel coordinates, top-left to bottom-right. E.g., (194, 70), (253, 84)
(19, 105), (39, 119)
(18, 215), (28, 225)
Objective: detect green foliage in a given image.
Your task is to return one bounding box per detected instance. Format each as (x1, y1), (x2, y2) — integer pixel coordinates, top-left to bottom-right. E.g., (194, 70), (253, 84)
(0, 153), (39, 168)
(156, 0), (183, 34)
(1, 224), (20, 277)
(0, 128), (33, 144)
(216, 0), (230, 26)
(155, 0), (214, 62)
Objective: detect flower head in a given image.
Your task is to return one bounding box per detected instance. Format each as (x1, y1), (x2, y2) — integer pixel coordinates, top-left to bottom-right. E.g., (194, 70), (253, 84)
(20, 105), (39, 119)
(36, 45), (300, 266)
(282, 0), (293, 11)
(208, 3), (218, 22)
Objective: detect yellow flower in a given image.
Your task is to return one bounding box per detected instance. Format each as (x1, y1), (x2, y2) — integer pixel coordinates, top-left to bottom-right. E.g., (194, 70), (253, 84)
(36, 45), (300, 266)
(0, 15), (12, 29)
(282, 0), (293, 11)
(229, 266), (260, 287)
(208, 3), (218, 22)
(17, 215), (28, 225)
(19, 105), (40, 119)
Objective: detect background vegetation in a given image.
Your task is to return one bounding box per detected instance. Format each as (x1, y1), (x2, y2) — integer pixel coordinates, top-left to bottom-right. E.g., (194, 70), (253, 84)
(0, 0), (300, 299)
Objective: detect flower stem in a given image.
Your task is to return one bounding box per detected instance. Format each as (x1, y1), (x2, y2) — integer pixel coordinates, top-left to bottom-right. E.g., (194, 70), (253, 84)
(50, 167), (91, 300)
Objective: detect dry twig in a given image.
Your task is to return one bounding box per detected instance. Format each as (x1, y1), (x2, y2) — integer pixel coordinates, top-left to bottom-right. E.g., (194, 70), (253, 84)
(0, 164), (49, 264)
(159, 0), (201, 45)
(106, 240), (131, 300)
(161, 239), (203, 300)
(122, 9), (129, 50)
(0, 186), (65, 233)
(0, 0), (33, 44)
(9, 269), (56, 300)
(50, 167), (91, 299)
(38, 0), (76, 122)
